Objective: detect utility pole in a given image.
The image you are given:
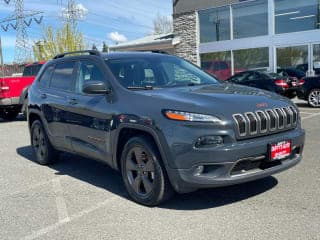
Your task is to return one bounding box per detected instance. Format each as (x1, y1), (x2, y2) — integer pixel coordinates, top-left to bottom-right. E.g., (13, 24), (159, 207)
(0, 36), (4, 77)
(0, 0), (43, 63)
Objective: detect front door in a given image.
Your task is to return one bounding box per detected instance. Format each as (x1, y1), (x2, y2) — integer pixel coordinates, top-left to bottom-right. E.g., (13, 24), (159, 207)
(67, 59), (113, 164)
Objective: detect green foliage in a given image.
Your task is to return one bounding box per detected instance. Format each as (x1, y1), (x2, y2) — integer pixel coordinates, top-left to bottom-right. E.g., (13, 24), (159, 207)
(33, 23), (88, 61)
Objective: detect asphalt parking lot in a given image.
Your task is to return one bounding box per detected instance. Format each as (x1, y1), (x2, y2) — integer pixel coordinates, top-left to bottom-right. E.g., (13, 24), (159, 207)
(0, 99), (320, 240)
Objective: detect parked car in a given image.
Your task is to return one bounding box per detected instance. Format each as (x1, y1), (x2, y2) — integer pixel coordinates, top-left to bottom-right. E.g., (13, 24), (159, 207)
(227, 71), (297, 99)
(277, 68), (306, 85)
(28, 51), (305, 206)
(296, 76), (320, 107)
(201, 60), (243, 81)
(0, 61), (45, 120)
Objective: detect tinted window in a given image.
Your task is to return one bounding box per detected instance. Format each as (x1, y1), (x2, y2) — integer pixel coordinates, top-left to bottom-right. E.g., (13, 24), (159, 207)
(76, 60), (105, 94)
(38, 66), (54, 88)
(23, 66), (32, 76)
(50, 62), (75, 91)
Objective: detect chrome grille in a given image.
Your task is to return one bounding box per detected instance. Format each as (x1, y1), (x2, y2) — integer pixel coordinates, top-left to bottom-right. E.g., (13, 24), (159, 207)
(233, 106), (298, 139)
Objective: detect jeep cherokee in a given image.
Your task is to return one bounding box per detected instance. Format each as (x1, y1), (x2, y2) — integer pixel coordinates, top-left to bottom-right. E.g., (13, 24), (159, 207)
(27, 50), (305, 206)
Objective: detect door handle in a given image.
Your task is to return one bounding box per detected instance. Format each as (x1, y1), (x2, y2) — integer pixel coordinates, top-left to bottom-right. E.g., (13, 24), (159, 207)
(68, 98), (78, 105)
(40, 93), (47, 99)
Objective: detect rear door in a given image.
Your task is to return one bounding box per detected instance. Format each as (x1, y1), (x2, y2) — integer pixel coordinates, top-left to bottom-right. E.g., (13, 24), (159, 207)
(43, 61), (76, 151)
(67, 58), (113, 164)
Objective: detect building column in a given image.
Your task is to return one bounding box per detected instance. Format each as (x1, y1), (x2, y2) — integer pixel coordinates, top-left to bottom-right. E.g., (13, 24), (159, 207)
(173, 11), (199, 65)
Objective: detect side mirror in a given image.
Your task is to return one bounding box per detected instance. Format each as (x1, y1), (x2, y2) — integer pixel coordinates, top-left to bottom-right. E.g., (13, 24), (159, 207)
(82, 81), (111, 95)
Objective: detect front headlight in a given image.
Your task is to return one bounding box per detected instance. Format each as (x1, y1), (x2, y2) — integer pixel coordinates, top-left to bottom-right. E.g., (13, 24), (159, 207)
(163, 110), (221, 123)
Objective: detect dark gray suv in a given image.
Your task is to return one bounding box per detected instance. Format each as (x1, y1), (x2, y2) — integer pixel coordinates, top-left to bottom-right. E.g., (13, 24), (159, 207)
(27, 51), (305, 206)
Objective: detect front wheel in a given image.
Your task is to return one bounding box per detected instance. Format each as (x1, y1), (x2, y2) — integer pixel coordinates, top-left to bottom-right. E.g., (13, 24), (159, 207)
(121, 136), (174, 206)
(31, 120), (58, 165)
(308, 89), (320, 108)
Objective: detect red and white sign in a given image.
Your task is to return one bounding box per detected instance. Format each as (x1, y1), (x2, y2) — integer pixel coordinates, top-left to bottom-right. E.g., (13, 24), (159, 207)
(270, 141), (291, 160)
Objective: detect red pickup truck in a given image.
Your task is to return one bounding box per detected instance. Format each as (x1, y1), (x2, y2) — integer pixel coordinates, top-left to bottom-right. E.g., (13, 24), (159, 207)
(0, 62), (45, 120)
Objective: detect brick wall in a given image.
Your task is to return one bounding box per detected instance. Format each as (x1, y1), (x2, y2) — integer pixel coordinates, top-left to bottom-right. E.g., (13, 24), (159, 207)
(173, 11), (199, 65)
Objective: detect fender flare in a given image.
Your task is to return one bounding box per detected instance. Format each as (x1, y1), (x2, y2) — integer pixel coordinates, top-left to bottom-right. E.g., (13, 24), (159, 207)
(112, 123), (171, 171)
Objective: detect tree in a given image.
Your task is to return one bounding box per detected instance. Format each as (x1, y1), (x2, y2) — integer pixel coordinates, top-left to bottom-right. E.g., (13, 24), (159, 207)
(102, 42), (108, 52)
(153, 13), (173, 35)
(33, 22), (87, 61)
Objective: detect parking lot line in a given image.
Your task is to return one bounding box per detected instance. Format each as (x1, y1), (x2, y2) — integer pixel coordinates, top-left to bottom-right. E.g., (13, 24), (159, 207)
(52, 178), (70, 223)
(301, 112), (320, 121)
(22, 195), (119, 240)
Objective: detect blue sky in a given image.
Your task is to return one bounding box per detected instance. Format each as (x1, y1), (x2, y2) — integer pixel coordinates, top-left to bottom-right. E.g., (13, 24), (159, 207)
(0, 0), (173, 63)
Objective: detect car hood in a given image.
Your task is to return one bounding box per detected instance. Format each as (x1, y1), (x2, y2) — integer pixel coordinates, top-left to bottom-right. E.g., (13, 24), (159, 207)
(136, 83), (293, 118)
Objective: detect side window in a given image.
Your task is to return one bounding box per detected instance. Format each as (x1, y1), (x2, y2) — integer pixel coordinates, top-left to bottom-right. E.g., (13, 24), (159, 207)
(76, 60), (105, 94)
(50, 61), (76, 91)
(23, 66), (32, 76)
(38, 66), (54, 88)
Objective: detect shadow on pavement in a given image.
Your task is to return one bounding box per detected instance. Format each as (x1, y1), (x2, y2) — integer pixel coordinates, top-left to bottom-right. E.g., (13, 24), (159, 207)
(17, 145), (278, 210)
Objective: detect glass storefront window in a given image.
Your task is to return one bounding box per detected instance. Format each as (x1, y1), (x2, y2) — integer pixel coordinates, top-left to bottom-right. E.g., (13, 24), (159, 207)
(200, 51), (232, 80)
(314, 44), (320, 75)
(275, 0), (320, 34)
(232, 0), (268, 39)
(276, 45), (308, 74)
(233, 47), (269, 72)
(199, 6), (230, 43)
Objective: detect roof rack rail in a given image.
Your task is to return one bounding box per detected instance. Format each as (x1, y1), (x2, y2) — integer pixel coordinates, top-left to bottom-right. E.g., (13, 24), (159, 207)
(53, 50), (101, 59)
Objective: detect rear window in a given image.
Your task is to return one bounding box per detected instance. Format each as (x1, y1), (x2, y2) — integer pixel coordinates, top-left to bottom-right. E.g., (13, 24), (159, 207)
(23, 64), (43, 77)
(50, 62), (75, 91)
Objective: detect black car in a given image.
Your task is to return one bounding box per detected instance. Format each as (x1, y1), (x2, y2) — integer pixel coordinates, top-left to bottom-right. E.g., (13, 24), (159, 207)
(277, 68), (306, 82)
(27, 51), (305, 206)
(227, 71), (297, 98)
(297, 76), (320, 107)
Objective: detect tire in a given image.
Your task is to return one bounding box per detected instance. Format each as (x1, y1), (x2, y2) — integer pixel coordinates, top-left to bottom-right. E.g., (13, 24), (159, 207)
(0, 108), (19, 121)
(31, 120), (58, 165)
(307, 89), (320, 108)
(121, 136), (174, 206)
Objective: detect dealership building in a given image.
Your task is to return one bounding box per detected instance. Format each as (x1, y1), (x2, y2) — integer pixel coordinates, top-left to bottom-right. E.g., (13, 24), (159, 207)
(172, 0), (320, 79)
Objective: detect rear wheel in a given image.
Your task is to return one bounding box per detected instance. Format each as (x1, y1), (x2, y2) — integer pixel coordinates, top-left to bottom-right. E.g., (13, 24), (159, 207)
(31, 120), (58, 165)
(308, 89), (320, 108)
(121, 136), (174, 206)
(0, 108), (20, 121)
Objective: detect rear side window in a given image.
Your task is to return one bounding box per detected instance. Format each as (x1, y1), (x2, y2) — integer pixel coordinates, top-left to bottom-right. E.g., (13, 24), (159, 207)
(50, 62), (75, 91)
(23, 64), (43, 76)
(38, 66), (54, 88)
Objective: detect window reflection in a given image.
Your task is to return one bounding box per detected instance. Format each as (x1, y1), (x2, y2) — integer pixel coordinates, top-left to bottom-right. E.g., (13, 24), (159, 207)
(200, 51), (232, 80)
(233, 0), (268, 39)
(275, 0), (320, 34)
(234, 47), (269, 72)
(276, 46), (308, 74)
(199, 6), (230, 43)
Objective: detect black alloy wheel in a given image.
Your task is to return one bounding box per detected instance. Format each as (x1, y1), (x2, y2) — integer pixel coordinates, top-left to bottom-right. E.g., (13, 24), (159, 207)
(31, 120), (58, 165)
(121, 136), (174, 206)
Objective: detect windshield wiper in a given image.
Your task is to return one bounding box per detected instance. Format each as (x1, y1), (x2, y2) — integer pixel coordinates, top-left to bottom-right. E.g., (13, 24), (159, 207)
(127, 85), (154, 90)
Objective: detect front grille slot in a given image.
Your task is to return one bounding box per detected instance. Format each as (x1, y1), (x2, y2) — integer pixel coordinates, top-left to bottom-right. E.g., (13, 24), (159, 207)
(275, 108), (284, 129)
(266, 110), (277, 131)
(233, 114), (247, 136)
(233, 106), (298, 139)
(256, 111), (267, 133)
(245, 112), (257, 134)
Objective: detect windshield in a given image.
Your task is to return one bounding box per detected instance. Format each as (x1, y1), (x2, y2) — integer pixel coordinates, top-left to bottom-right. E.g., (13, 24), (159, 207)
(105, 55), (219, 89)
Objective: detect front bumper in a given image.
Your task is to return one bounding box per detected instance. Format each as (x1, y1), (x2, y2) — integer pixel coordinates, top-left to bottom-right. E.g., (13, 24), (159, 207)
(166, 128), (305, 193)
(0, 97), (20, 107)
